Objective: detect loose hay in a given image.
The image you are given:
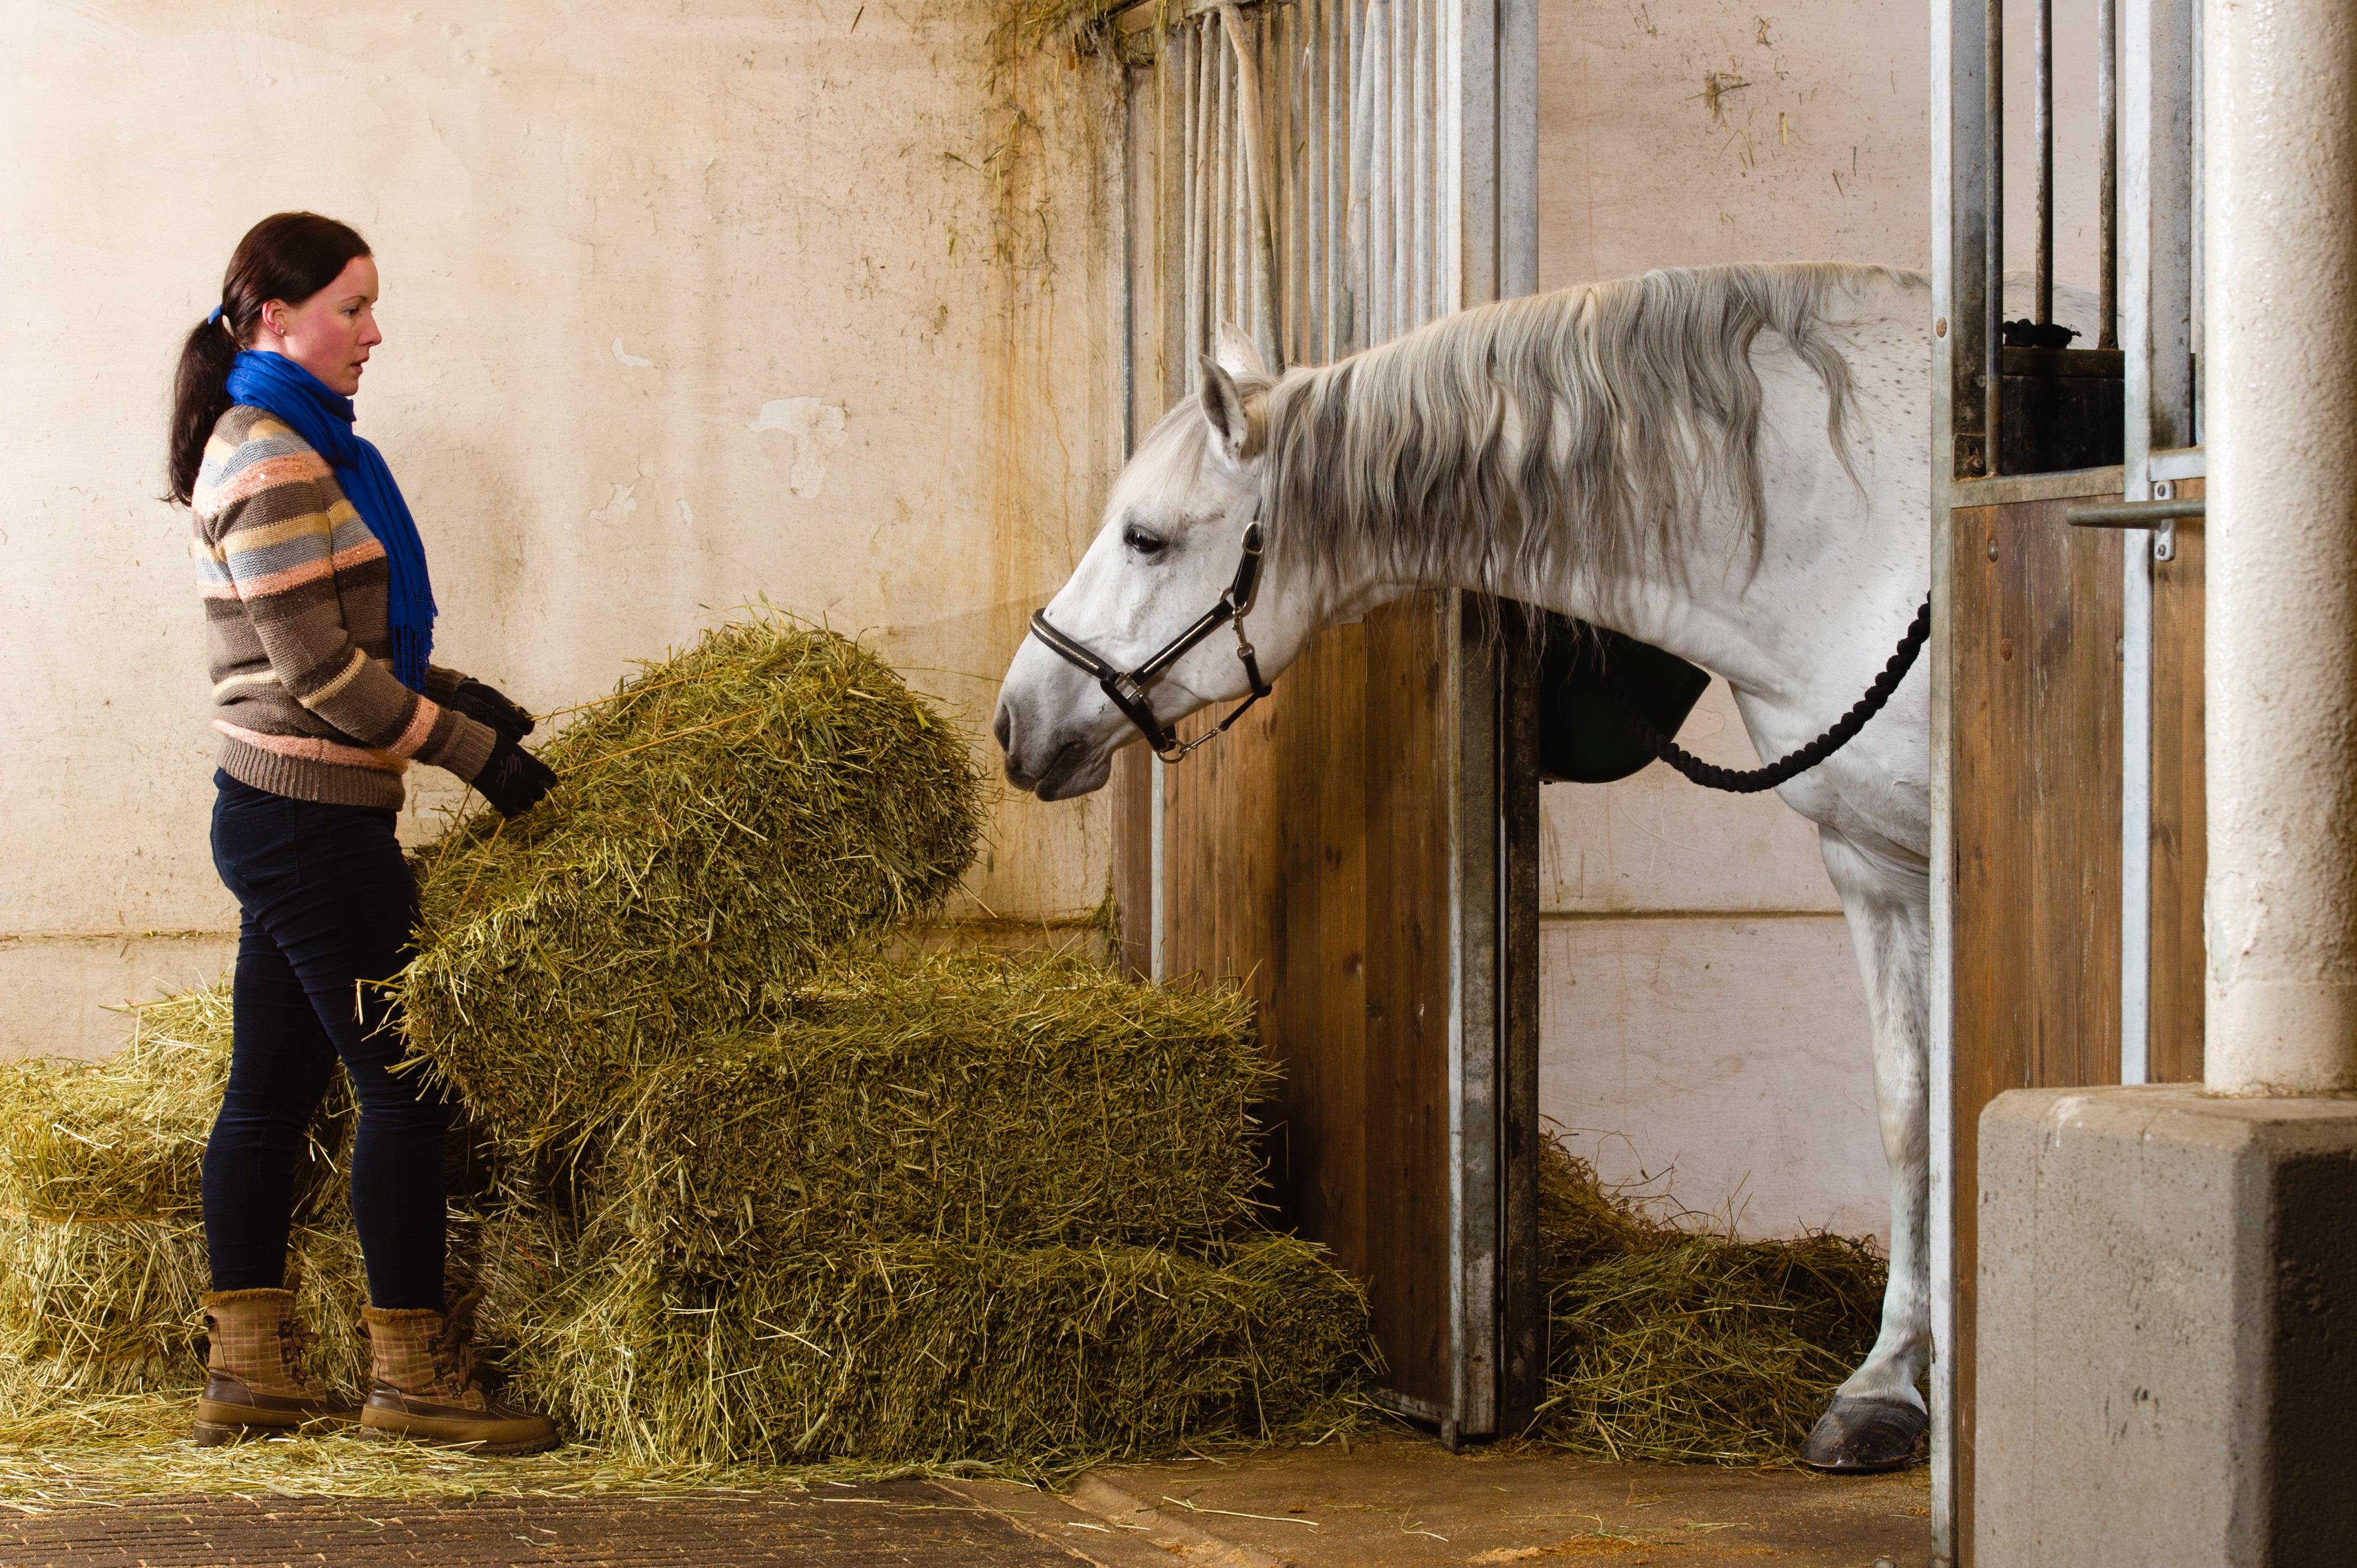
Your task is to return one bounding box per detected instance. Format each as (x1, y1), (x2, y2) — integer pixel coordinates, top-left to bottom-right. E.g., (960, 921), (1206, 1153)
(0, 986), (356, 1400)
(1527, 1138), (1887, 1465)
(402, 619), (987, 1153)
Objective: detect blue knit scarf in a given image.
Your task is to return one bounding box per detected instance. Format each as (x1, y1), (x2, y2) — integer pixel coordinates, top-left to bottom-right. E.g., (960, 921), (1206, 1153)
(224, 351), (436, 691)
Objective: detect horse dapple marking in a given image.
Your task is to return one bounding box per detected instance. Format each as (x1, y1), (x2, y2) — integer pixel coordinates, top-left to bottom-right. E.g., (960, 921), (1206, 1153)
(997, 261), (2029, 1468)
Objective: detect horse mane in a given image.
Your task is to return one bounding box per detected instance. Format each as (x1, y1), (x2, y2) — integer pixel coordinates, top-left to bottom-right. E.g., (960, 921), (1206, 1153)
(1234, 260), (1905, 600)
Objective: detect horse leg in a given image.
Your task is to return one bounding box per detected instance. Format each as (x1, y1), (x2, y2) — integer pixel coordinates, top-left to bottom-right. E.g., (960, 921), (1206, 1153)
(1800, 826), (1933, 1473)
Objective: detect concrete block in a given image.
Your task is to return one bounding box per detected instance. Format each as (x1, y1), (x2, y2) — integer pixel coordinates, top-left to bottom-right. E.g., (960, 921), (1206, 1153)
(1975, 1085), (2357, 1566)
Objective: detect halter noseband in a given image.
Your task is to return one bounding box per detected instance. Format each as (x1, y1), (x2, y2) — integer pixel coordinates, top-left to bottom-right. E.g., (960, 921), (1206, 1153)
(1027, 508), (1273, 764)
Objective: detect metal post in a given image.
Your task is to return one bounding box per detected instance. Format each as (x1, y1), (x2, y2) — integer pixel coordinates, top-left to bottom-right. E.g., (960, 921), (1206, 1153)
(2119, 0), (2198, 1086)
(2034, 0), (2054, 326)
(2098, 0), (2118, 349)
(1928, 0), (1991, 1551)
(1983, 0), (2005, 476)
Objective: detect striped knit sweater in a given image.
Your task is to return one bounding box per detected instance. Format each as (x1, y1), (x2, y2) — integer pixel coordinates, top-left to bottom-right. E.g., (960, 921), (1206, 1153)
(190, 404), (497, 808)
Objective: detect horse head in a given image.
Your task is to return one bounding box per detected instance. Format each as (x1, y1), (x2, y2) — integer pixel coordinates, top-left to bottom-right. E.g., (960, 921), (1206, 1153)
(995, 325), (1330, 800)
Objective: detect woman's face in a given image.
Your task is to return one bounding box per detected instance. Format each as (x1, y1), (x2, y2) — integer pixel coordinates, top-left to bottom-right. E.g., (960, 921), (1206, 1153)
(256, 254), (382, 397)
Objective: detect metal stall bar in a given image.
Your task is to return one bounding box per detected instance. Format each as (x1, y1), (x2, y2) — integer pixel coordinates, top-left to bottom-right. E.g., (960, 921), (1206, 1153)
(2098, 0), (2118, 348)
(2116, 0), (2198, 1085)
(2034, 0), (2054, 327)
(1929, 0), (1989, 1552)
(1982, 0), (2004, 475)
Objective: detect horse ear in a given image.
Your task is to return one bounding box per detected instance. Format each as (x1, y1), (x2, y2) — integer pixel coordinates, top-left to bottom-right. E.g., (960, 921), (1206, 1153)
(1214, 320), (1270, 384)
(1198, 356), (1252, 465)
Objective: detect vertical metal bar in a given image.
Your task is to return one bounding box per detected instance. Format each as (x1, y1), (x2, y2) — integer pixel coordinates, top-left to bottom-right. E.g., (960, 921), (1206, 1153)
(1390, 0), (1409, 335)
(1188, 18), (1213, 375)
(1497, 0), (1538, 301)
(1122, 66), (1136, 460)
(1404, 0), (1423, 321)
(1363, 0), (1383, 343)
(2118, 0), (2198, 1088)
(1307, 0), (1328, 362)
(1928, 0), (1990, 1551)
(2098, 0), (2119, 348)
(1213, 26), (1232, 344)
(1984, 0), (2005, 475)
(1341, 0), (1365, 353)
(1217, 1), (1284, 371)
(2034, 0), (2054, 325)
(1291, 0), (1310, 365)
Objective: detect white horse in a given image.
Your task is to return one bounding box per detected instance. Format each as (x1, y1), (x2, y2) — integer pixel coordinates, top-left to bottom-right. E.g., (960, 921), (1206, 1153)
(995, 261), (1951, 1469)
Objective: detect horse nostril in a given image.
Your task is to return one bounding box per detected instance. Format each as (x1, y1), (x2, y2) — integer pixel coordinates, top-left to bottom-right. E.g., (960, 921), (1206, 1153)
(991, 703), (1013, 754)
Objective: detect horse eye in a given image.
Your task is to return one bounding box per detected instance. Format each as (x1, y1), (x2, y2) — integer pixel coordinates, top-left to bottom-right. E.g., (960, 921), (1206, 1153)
(1123, 525), (1167, 558)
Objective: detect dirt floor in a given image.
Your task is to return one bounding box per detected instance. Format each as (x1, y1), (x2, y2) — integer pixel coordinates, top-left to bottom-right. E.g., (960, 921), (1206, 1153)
(0, 1433), (1932, 1566)
(1008, 1430), (1936, 1566)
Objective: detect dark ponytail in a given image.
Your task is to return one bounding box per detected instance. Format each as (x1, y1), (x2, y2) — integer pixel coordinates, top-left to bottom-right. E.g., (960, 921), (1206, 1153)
(168, 212), (372, 504)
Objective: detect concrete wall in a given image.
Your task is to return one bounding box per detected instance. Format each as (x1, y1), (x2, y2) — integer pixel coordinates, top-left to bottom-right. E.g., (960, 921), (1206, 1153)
(0, 2), (1123, 1059)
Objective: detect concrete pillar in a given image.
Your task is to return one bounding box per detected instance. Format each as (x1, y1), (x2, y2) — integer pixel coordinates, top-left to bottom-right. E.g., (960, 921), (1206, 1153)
(1972, 3), (2357, 1562)
(2204, 0), (2357, 1097)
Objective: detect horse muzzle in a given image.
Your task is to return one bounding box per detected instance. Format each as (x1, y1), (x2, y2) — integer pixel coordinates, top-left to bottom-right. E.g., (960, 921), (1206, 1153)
(993, 696), (1116, 801)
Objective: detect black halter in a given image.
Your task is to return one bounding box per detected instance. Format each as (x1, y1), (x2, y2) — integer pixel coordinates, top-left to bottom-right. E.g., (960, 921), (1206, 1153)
(1027, 512), (1273, 763)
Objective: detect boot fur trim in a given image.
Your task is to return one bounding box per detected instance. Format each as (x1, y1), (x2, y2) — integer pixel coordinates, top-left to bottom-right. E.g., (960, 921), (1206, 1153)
(200, 1287), (297, 1307)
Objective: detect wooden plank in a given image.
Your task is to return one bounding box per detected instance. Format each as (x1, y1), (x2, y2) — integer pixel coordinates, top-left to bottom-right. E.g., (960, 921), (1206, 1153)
(1259, 623), (1371, 1277)
(1497, 604), (1543, 1435)
(2148, 477), (2206, 1084)
(1948, 481), (2125, 1557)
(1362, 593), (1454, 1415)
(1108, 748), (1153, 978)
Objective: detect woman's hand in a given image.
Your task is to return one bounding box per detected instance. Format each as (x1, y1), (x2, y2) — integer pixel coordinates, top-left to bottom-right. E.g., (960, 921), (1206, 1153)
(449, 678), (537, 744)
(475, 735), (558, 819)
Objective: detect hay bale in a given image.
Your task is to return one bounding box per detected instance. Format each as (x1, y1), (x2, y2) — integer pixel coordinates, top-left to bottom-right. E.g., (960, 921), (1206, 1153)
(402, 619), (986, 1152)
(1529, 1137), (1886, 1464)
(572, 953), (1271, 1267)
(0, 988), (355, 1400)
(484, 1221), (1368, 1471)
(0, 622), (1381, 1473)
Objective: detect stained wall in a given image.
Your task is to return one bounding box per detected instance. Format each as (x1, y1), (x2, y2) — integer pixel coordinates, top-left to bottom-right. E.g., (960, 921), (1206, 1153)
(0, 2), (1125, 1058)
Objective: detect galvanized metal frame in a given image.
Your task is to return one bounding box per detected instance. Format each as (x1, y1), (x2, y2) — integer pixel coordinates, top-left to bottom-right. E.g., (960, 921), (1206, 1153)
(1932, 0), (2200, 1557)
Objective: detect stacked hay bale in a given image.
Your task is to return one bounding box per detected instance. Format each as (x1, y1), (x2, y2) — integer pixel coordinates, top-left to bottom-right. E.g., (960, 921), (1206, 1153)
(0, 618), (1370, 1469)
(0, 986), (368, 1400)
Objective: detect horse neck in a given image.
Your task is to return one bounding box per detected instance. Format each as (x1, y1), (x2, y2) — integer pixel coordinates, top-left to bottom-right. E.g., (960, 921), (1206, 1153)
(1331, 411), (1907, 710)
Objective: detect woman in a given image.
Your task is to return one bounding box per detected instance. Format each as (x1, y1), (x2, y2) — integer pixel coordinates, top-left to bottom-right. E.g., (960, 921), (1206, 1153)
(168, 213), (558, 1453)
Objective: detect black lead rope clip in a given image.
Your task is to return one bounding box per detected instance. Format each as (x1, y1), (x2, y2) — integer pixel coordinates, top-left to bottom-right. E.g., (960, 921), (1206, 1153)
(1028, 509), (1272, 764)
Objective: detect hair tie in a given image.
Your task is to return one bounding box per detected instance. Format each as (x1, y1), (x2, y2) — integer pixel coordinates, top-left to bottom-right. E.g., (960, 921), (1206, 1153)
(207, 305), (225, 327)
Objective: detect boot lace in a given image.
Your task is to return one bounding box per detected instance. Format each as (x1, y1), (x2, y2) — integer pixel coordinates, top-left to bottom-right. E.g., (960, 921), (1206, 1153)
(273, 1314), (320, 1391)
(430, 1288), (485, 1399)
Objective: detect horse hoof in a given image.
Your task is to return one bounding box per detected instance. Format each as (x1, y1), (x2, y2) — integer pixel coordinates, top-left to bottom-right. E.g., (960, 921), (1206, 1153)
(1799, 1396), (1927, 1473)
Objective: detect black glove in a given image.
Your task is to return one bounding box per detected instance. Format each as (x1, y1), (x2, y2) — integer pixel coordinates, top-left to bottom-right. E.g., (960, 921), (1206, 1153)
(448, 678), (537, 744)
(474, 734), (558, 819)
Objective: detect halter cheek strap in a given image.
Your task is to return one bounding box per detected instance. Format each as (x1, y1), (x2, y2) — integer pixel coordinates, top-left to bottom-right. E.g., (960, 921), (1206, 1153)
(1027, 511), (1273, 764)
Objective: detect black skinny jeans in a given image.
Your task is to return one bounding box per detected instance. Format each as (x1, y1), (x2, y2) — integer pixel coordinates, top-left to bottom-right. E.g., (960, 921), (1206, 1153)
(203, 772), (449, 1310)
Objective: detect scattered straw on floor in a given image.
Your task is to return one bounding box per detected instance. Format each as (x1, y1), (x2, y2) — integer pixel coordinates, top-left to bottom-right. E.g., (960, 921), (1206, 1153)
(1526, 1138), (1887, 1466)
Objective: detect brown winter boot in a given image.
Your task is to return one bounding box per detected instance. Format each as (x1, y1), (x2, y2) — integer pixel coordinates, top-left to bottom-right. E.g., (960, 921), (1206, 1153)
(357, 1291), (558, 1454)
(191, 1288), (357, 1445)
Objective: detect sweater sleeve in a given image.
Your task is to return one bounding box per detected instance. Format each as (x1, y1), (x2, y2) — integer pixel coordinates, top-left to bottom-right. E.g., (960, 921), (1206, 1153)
(202, 438), (498, 783)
